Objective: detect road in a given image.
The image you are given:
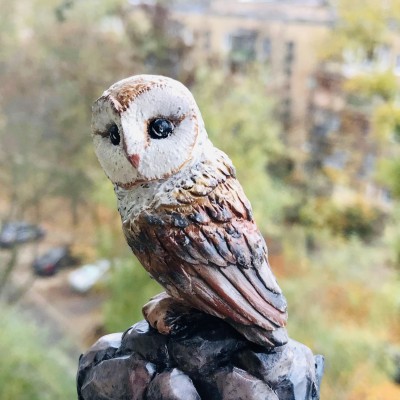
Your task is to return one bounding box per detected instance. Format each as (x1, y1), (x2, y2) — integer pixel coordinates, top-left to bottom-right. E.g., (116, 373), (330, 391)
(0, 241), (107, 361)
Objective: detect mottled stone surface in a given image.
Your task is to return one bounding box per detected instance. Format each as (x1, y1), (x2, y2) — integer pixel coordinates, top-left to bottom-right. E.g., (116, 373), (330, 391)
(215, 367), (280, 400)
(80, 354), (156, 400)
(77, 315), (324, 400)
(236, 339), (320, 399)
(146, 369), (200, 400)
(77, 333), (123, 400)
(119, 321), (170, 368)
(168, 317), (247, 377)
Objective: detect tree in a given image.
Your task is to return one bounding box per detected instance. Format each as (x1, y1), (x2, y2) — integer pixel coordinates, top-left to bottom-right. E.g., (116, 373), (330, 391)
(116, 0), (194, 81)
(304, 0), (400, 232)
(192, 67), (295, 232)
(0, 303), (76, 399)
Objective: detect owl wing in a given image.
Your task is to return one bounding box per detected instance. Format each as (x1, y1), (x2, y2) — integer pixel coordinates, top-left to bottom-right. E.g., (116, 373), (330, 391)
(124, 152), (287, 345)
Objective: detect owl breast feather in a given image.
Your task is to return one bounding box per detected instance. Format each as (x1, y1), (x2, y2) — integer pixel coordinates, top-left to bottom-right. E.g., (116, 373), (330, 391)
(121, 149), (288, 347)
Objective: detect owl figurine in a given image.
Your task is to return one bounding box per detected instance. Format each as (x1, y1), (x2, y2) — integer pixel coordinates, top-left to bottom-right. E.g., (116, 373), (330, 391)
(91, 75), (288, 348)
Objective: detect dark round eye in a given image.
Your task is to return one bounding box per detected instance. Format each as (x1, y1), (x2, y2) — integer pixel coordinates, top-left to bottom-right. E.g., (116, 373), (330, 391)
(149, 118), (174, 139)
(109, 124), (120, 145)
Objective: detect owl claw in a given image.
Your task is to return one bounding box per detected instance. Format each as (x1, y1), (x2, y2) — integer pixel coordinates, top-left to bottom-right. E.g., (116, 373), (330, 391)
(142, 292), (194, 335)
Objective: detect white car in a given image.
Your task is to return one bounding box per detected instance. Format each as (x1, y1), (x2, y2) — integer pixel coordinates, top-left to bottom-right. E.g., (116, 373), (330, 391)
(68, 259), (111, 293)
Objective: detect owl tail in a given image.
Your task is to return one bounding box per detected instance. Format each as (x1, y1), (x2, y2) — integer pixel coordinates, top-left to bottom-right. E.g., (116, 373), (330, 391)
(229, 322), (288, 349)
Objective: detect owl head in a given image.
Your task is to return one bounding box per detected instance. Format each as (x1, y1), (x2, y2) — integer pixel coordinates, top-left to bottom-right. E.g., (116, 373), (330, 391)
(91, 75), (208, 188)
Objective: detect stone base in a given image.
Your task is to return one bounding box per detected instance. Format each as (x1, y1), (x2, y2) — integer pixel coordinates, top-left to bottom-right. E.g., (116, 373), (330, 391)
(77, 315), (324, 400)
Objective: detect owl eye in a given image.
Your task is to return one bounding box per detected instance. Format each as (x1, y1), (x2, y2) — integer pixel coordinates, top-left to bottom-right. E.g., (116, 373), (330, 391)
(149, 118), (174, 139)
(109, 124), (120, 145)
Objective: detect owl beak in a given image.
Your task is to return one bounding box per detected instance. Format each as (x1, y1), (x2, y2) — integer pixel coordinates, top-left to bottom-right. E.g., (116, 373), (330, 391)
(128, 153), (141, 169)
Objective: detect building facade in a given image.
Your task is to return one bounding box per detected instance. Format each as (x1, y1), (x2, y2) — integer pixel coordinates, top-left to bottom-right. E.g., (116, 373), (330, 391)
(171, 0), (335, 150)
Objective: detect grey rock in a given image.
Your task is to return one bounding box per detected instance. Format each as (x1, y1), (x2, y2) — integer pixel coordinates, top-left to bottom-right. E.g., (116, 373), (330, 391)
(129, 355), (157, 400)
(119, 320), (170, 368)
(77, 333), (123, 400)
(79, 332), (123, 371)
(216, 367), (279, 400)
(168, 318), (246, 376)
(314, 355), (325, 399)
(146, 368), (201, 400)
(236, 339), (322, 400)
(235, 342), (294, 388)
(77, 318), (324, 400)
(284, 340), (318, 400)
(81, 355), (132, 400)
(81, 354), (155, 400)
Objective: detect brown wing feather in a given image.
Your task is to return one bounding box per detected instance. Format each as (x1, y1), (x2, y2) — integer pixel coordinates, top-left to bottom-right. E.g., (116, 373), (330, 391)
(123, 152), (287, 345)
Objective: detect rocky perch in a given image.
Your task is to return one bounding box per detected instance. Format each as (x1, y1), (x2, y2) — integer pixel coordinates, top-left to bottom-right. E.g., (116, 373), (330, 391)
(77, 315), (324, 400)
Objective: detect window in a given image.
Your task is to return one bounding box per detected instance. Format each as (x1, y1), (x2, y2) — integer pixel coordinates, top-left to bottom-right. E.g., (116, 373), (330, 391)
(395, 54), (400, 75)
(262, 37), (271, 61)
(228, 29), (258, 71)
(204, 31), (211, 51)
(376, 45), (390, 69)
(285, 41), (295, 65)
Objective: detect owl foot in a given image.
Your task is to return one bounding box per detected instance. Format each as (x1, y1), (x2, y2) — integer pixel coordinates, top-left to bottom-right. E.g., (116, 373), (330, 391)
(142, 292), (197, 336)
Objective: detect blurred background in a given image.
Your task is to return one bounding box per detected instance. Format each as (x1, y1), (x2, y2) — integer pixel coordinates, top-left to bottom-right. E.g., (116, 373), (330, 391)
(0, 0), (400, 398)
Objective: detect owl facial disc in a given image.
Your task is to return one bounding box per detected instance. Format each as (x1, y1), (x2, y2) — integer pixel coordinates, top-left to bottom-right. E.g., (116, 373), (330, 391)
(91, 75), (205, 187)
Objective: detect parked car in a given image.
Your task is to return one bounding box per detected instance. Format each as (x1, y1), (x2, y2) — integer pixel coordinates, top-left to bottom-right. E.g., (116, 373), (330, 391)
(32, 246), (80, 277)
(0, 221), (45, 248)
(68, 259), (111, 293)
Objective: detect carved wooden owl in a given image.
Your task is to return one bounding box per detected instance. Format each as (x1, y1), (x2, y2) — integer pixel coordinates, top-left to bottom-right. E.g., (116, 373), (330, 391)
(91, 75), (288, 347)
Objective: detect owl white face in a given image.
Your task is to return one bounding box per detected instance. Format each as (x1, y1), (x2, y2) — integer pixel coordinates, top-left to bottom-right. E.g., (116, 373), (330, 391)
(92, 75), (206, 188)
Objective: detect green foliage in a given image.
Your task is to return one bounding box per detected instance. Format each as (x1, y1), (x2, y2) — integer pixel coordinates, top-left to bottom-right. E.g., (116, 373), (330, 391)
(384, 206), (400, 271)
(0, 304), (76, 400)
(280, 229), (400, 399)
(192, 67), (295, 232)
(326, 203), (384, 241)
(322, 0), (400, 60)
(103, 257), (161, 332)
(322, 0), (400, 277)
(0, 0), (190, 221)
(286, 198), (384, 241)
(337, 0), (388, 53)
(0, 0), (117, 219)
(378, 159), (400, 200)
(373, 103), (400, 142)
(344, 71), (398, 102)
(393, 237), (400, 266)
(119, 1), (193, 80)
